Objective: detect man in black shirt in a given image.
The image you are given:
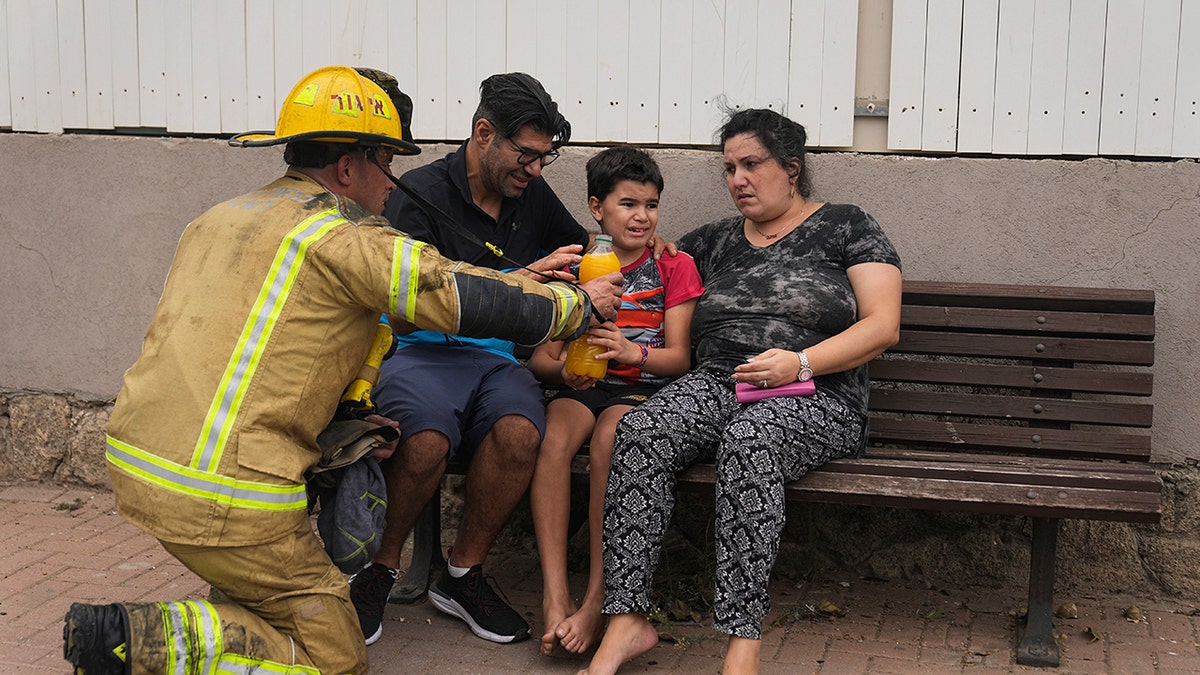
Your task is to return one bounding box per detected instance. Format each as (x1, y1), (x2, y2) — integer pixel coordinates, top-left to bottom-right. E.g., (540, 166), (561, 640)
(350, 73), (593, 646)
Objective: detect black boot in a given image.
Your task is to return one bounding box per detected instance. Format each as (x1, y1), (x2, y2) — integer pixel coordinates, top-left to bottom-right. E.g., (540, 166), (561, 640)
(63, 602), (130, 675)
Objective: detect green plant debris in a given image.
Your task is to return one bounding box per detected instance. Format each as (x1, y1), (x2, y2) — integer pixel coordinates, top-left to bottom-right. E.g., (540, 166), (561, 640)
(55, 498), (84, 512)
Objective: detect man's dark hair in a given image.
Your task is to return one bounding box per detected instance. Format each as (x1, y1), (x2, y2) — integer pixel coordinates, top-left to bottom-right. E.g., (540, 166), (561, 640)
(473, 72), (571, 148)
(355, 67), (415, 144)
(283, 141), (355, 168)
(586, 145), (664, 202)
(718, 107), (813, 199)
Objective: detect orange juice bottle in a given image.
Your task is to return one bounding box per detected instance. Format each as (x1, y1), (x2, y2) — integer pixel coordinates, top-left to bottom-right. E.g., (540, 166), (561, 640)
(564, 235), (621, 379)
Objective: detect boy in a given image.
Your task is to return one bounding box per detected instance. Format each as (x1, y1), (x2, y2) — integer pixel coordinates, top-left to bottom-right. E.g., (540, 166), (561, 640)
(528, 146), (704, 656)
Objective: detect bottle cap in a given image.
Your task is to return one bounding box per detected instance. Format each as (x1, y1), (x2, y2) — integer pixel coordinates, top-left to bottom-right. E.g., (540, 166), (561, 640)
(596, 234), (612, 243)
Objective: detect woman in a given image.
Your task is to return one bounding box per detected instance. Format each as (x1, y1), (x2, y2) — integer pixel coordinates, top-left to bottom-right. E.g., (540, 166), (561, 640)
(579, 109), (902, 675)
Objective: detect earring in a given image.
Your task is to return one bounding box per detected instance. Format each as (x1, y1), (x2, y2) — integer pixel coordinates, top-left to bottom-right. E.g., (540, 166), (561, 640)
(789, 184), (795, 198)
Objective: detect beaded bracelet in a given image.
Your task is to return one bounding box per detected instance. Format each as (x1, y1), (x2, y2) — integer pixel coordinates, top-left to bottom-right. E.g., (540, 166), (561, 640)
(637, 344), (649, 368)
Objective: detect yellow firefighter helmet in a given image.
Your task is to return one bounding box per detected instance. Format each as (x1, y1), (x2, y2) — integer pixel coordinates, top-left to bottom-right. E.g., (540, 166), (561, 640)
(230, 65), (419, 155)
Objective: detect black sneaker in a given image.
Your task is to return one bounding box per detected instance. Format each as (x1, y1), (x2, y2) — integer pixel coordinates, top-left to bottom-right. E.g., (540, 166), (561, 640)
(428, 565), (531, 643)
(348, 563), (398, 645)
(63, 602), (129, 675)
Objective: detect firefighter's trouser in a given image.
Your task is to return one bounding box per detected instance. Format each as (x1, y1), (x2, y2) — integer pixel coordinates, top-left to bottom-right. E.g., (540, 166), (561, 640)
(123, 516), (367, 674)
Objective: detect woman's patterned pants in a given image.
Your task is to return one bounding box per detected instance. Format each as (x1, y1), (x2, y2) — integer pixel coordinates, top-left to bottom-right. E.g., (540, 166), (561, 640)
(601, 368), (864, 639)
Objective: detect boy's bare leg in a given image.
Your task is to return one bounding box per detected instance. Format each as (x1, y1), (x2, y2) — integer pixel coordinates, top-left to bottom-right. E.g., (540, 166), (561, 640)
(722, 636), (761, 675)
(576, 613), (659, 675)
(555, 405), (628, 654)
(531, 399), (595, 655)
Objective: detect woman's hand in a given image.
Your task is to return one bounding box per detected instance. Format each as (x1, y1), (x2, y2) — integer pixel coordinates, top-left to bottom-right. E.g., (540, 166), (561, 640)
(733, 348), (802, 388)
(648, 235), (679, 260)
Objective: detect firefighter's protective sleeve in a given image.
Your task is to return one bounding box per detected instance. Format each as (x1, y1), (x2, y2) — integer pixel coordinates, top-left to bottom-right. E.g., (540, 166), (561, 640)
(324, 223), (592, 345)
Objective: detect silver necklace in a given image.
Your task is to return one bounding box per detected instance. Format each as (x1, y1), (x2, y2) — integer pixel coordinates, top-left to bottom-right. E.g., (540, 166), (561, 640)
(753, 201), (809, 240)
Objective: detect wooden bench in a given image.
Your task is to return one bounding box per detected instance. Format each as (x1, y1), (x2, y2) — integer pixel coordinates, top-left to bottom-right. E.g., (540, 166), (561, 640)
(391, 280), (1160, 668)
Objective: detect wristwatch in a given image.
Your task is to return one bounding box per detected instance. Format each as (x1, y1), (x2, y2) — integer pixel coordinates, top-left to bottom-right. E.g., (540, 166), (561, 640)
(796, 350), (813, 382)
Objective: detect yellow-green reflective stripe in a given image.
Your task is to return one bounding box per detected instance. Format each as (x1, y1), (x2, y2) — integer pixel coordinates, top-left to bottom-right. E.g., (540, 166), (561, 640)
(192, 209), (347, 472)
(390, 236), (423, 319)
(547, 283), (580, 336)
(162, 601), (220, 674)
(162, 602), (187, 675)
(108, 436), (307, 511)
(219, 654), (321, 674)
(194, 601), (220, 675)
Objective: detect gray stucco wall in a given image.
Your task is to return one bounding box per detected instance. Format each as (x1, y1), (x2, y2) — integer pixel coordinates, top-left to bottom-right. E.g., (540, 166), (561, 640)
(2, 133), (1196, 464)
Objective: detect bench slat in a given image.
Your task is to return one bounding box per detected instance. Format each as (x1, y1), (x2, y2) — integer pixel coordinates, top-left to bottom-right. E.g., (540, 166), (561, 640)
(646, 462), (1161, 522)
(863, 447), (1156, 472)
(567, 453), (1161, 522)
(900, 305), (1155, 338)
(816, 457), (1161, 492)
(868, 359), (1153, 396)
(869, 389), (1154, 427)
(779, 473), (1162, 523)
(867, 417), (1152, 461)
(892, 331), (1154, 365)
(902, 281), (1156, 314)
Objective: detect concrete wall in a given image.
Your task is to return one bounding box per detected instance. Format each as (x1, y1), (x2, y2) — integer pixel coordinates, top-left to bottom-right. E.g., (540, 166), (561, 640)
(1, 133), (1198, 595)
(2, 133), (1196, 464)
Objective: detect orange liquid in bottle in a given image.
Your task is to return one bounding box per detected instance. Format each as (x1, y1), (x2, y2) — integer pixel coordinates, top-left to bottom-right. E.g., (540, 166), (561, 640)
(564, 235), (621, 379)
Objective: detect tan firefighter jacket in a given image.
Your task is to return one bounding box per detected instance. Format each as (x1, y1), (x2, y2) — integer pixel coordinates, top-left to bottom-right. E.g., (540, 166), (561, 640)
(107, 170), (593, 546)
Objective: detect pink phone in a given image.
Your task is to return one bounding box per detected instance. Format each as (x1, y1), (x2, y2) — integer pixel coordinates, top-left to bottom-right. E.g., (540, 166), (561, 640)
(735, 379), (816, 403)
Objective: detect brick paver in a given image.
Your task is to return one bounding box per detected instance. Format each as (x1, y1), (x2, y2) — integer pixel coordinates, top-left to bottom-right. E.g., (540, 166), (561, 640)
(2, 484), (1197, 673)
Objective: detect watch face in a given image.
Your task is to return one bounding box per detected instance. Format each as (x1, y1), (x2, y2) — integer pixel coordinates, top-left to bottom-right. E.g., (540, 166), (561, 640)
(798, 368), (813, 382)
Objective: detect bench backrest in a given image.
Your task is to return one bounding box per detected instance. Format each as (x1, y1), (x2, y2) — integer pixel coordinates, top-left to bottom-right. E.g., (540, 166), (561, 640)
(866, 281), (1155, 463)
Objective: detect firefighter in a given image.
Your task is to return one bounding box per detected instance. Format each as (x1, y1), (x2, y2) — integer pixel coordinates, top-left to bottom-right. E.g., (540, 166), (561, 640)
(62, 66), (621, 675)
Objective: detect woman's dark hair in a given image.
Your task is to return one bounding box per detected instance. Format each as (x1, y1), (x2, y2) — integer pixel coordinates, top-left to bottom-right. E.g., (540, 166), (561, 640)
(586, 145), (664, 201)
(718, 108), (813, 198)
(473, 72), (572, 148)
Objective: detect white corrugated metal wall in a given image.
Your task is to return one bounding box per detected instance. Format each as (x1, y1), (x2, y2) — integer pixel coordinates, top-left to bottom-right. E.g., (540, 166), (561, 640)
(890, 0), (1200, 157)
(1, 0), (1197, 156)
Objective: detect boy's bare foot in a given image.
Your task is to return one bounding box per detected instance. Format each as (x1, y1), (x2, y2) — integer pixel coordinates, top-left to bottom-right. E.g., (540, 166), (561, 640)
(575, 613), (658, 675)
(555, 603), (606, 654)
(541, 599), (578, 656)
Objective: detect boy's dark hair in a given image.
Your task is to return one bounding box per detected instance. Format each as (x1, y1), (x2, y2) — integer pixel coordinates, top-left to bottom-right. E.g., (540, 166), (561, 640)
(586, 145), (665, 202)
(473, 72), (571, 148)
(718, 107), (813, 199)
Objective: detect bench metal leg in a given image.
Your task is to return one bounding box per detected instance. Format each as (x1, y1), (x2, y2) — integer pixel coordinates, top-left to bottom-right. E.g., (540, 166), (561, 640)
(1017, 517), (1060, 667)
(389, 483), (445, 604)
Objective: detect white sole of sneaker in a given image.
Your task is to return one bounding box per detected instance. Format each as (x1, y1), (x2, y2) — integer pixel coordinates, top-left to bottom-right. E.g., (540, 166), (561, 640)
(364, 623), (383, 646)
(427, 588), (528, 644)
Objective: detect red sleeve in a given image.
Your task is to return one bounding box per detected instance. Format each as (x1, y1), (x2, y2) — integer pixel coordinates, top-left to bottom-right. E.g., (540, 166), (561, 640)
(656, 252), (706, 310)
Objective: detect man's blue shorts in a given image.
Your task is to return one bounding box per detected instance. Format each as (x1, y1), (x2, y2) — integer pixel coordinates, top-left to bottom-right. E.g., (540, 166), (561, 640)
(373, 344), (547, 460)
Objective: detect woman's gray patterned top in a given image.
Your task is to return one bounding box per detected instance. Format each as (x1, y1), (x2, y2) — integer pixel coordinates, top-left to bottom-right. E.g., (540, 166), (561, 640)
(677, 203), (902, 413)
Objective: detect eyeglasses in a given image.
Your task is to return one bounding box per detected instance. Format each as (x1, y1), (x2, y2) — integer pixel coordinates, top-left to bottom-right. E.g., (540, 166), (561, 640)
(506, 138), (559, 167)
(365, 146), (396, 166)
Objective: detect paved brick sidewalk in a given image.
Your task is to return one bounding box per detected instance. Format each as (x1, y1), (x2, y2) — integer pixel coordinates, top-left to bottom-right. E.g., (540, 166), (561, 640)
(2, 484), (1197, 674)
